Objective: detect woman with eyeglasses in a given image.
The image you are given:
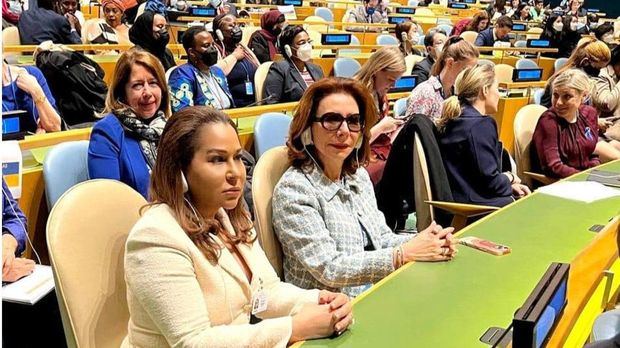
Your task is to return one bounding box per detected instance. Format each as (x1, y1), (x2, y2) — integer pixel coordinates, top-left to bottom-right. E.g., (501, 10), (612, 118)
(263, 25), (324, 104)
(84, 0), (130, 47)
(129, 10), (176, 71)
(272, 77), (458, 298)
(405, 36), (479, 122)
(212, 13), (260, 107)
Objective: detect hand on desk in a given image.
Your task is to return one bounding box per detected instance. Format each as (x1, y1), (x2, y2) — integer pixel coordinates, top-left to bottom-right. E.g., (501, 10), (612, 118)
(290, 292), (353, 343)
(402, 221), (457, 262)
(3, 258), (35, 283)
(512, 183), (531, 198)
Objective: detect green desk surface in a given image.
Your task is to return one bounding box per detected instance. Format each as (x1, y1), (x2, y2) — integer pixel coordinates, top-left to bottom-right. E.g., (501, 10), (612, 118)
(302, 161), (620, 348)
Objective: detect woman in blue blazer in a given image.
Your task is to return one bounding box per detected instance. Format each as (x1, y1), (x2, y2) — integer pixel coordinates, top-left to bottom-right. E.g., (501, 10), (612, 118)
(437, 64), (530, 207)
(88, 48), (171, 199)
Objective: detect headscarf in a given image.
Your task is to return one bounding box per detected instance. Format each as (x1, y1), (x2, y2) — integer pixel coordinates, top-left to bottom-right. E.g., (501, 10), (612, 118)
(101, 0), (125, 11)
(257, 10), (284, 59)
(129, 10), (176, 70)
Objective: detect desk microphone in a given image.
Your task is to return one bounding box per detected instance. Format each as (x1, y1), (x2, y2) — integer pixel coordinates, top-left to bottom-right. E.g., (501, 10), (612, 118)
(244, 95), (276, 108)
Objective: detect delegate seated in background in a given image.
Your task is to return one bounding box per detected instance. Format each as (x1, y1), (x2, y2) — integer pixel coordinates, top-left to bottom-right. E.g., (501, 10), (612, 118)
(410, 29), (446, 83)
(395, 20), (422, 56)
(169, 26), (233, 113)
(85, 0), (130, 46)
(2, 178), (35, 283)
(344, 0), (387, 32)
(558, 14), (581, 58)
(405, 36), (479, 122)
(2, 62), (62, 133)
(593, 45), (620, 143)
(539, 14), (565, 59)
(533, 69), (600, 179)
(212, 13), (260, 107)
(124, 106), (353, 347)
(17, 0), (81, 44)
(248, 9), (286, 63)
(474, 15), (512, 47)
(88, 49), (170, 198)
(438, 64), (530, 207)
(451, 10), (489, 37)
(263, 25), (324, 104)
(55, 0), (85, 28)
(272, 77), (457, 298)
(353, 46), (406, 184)
(129, 11), (176, 71)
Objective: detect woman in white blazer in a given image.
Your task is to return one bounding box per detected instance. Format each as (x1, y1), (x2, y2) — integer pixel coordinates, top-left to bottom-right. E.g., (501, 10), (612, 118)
(123, 106), (353, 347)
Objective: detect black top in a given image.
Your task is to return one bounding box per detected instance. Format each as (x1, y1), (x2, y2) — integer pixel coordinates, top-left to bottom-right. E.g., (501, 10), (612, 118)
(129, 11), (177, 71)
(227, 58), (257, 107)
(411, 56), (434, 84)
(18, 7), (82, 44)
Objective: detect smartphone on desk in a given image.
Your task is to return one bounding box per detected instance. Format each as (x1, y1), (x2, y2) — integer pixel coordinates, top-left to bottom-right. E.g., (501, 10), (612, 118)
(460, 236), (511, 256)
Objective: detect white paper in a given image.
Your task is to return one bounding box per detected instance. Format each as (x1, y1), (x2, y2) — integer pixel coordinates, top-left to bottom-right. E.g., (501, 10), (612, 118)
(536, 181), (620, 203)
(277, 5), (297, 20)
(2, 265), (55, 305)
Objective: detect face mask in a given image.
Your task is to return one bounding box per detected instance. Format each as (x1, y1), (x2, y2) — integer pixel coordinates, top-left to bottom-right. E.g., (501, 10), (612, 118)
(603, 34), (614, 44)
(272, 25), (282, 36)
(409, 32), (420, 43)
(231, 26), (242, 44)
(295, 43), (312, 62)
(582, 64), (600, 77)
(156, 29), (170, 47)
(366, 6), (375, 16)
(575, 22), (586, 31)
(553, 22), (564, 32)
(200, 46), (219, 66)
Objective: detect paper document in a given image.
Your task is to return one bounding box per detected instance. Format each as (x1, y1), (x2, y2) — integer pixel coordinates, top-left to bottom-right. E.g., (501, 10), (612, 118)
(536, 181), (620, 203)
(277, 5), (297, 20)
(2, 265), (55, 305)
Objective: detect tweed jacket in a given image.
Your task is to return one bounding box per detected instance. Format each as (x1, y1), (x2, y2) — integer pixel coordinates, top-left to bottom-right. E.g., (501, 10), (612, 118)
(272, 165), (412, 298)
(123, 204), (319, 347)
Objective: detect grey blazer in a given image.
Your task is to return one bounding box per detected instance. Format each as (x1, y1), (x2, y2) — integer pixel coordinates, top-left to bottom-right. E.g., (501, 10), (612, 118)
(263, 60), (324, 104)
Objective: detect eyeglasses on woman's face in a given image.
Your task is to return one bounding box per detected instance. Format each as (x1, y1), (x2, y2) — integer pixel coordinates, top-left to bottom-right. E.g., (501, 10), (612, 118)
(314, 112), (364, 132)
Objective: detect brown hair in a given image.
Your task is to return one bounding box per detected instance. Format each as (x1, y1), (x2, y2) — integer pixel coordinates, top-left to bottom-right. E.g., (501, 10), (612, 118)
(551, 38), (611, 79)
(430, 36), (479, 76)
(148, 106), (254, 263)
(287, 77), (377, 176)
(495, 15), (513, 29)
(465, 11), (489, 32)
(395, 20), (419, 43)
(104, 48), (171, 118)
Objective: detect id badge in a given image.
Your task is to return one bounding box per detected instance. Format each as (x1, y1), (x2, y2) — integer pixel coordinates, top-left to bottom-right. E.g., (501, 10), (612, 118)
(245, 81), (254, 95)
(251, 290), (268, 315)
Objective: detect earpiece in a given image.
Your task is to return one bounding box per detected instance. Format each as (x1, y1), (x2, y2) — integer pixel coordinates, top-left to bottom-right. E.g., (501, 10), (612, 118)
(181, 171), (189, 193)
(284, 44), (292, 58)
(301, 128), (313, 146)
(355, 135), (363, 149)
(401, 32), (407, 42)
(216, 29), (224, 42)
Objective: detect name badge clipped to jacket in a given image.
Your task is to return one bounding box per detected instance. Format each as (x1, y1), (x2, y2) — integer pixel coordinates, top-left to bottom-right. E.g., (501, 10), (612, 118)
(251, 278), (267, 315)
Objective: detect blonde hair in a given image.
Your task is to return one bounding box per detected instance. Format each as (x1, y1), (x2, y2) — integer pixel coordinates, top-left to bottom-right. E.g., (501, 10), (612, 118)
(552, 68), (591, 97)
(430, 36), (479, 76)
(354, 46), (406, 94)
(551, 38), (611, 79)
(438, 64), (495, 131)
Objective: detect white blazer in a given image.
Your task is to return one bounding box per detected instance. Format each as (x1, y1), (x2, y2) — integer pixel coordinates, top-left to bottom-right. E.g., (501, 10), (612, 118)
(123, 204), (319, 348)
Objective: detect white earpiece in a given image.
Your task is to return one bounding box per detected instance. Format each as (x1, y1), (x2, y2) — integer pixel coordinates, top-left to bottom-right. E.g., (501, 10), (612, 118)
(216, 29), (224, 42)
(300, 128), (313, 146)
(284, 44), (292, 58)
(181, 172), (189, 193)
(401, 32), (407, 42)
(355, 135), (363, 149)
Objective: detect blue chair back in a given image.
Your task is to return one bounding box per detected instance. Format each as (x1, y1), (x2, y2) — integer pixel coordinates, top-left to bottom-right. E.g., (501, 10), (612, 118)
(338, 34), (361, 56)
(254, 113), (293, 159)
(554, 57), (568, 72)
(393, 98), (408, 118)
(334, 57), (362, 78)
(376, 34), (399, 45)
(407, 0), (419, 6)
(515, 58), (539, 69)
(43, 140), (90, 210)
(314, 7), (333, 22)
(437, 24), (453, 35)
(533, 88), (545, 105)
(514, 40), (527, 48)
(592, 309), (620, 341)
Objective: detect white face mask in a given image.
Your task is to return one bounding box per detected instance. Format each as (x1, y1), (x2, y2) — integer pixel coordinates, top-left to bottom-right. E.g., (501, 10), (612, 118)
(409, 32), (420, 43)
(434, 44), (443, 56)
(575, 22), (586, 31)
(295, 43), (312, 62)
(553, 22), (564, 32)
(603, 34), (614, 43)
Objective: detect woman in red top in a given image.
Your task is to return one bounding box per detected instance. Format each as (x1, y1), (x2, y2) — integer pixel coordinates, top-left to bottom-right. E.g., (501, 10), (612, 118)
(451, 11), (489, 37)
(533, 68), (600, 178)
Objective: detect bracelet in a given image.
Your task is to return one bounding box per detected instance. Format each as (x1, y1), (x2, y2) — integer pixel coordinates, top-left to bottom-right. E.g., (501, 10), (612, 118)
(507, 172), (515, 184)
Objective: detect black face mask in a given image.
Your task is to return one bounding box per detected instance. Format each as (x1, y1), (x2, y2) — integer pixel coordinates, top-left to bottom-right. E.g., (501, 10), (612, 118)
(200, 46), (219, 67)
(155, 29), (170, 48)
(272, 26), (282, 36)
(582, 64), (600, 77)
(231, 26), (242, 44)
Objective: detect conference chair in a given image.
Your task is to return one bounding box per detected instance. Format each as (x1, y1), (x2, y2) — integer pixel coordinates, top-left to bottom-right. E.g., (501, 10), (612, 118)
(252, 146), (290, 278)
(241, 25), (259, 47)
(334, 57), (361, 78)
(2, 26), (20, 62)
(393, 98), (408, 118)
(460, 31), (478, 45)
(43, 140), (90, 211)
(533, 88), (544, 105)
(405, 54), (424, 74)
(514, 40), (527, 48)
(437, 24), (453, 36)
(415, 8), (434, 16)
(515, 58), (539, 69)
(81, 19), (101, 43)
(135, 2), (146, 19)
(47, 179), (146, 348)
(314, 7), (334, 23)
(165, 66), (177, 83)
(494, 64), (514, 84)
(592, 309), (620, 342)
(376, 34), (399, 45)
(303, 16), (328, 32)
(253, 113), (292, 159)
(437, 18), (453, 26)
(513, 104), (556, 187)
(554, 57), (568, 72)
(337, 34), (361, 56)
(407, 0), (419, 6)
(413, 134), (499, 232)
(254, 61), (274, 102)
(526, 27), (543, 40)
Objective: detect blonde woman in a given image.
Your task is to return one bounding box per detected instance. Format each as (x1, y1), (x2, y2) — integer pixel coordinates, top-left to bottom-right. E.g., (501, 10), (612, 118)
(437, 65), (530, 207)
(533, 69), (601, 178)
(353, 46), (407, 184)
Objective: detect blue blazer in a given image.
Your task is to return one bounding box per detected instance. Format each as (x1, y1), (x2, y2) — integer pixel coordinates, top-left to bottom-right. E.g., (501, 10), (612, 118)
(474, 28), (497, 47)
(88, 114), (150, 198)
(439, 105), (513, 207)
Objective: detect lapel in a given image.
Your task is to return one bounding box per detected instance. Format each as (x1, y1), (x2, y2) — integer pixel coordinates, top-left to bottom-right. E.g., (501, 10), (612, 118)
(214, 209), (253, 299)
(290, 62), (307, 92)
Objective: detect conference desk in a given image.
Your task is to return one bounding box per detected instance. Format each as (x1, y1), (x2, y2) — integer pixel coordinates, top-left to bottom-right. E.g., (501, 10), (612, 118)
(298, 160), (620, 347)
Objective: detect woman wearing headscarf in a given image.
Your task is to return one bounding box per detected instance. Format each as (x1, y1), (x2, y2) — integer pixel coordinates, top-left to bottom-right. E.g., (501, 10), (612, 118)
(129, 10), (176, 71)
(248, 9), (286, 63)
(85, 0), (130, 46)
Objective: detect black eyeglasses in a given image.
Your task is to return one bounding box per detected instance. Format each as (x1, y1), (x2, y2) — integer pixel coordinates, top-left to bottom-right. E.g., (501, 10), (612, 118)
(314, 112), (364, 132)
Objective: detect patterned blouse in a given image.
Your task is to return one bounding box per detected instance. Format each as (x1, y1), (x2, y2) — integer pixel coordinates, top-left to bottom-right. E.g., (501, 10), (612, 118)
(168, 63), (233, 113)
(404, 75), (447, 123)
(272, 164), (413, 298)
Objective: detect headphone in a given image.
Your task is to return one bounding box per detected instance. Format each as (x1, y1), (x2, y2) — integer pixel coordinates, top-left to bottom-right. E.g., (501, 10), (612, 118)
(284, 44), (293, 58)
(181, 171), (189, 193)
(400, 32), (408, 42)
(215, 29), (224, 42)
